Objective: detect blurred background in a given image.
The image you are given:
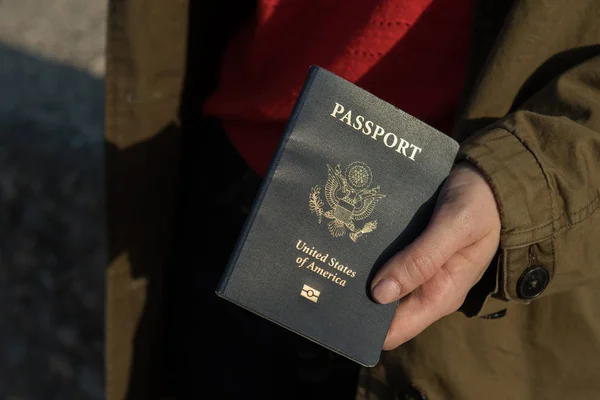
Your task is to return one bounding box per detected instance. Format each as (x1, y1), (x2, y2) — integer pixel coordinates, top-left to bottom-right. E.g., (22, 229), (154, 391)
(0, 0), (106, 398)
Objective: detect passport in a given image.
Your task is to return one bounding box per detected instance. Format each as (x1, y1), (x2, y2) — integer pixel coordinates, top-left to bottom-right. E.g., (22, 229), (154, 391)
(216, 66), (459, 367)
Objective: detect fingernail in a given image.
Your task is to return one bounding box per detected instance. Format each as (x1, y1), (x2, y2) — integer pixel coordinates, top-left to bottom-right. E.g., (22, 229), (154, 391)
(371, 278), (401, 304)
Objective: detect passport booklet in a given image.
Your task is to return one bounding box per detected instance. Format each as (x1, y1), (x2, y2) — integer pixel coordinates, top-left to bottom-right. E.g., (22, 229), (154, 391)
(216, 66), (459, 366)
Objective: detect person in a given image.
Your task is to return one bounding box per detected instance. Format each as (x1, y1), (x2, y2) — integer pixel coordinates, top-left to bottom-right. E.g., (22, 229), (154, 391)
(104, 0), (600, 399)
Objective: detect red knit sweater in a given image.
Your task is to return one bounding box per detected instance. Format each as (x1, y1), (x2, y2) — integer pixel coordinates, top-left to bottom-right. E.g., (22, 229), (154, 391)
(203, 0), (472, 177)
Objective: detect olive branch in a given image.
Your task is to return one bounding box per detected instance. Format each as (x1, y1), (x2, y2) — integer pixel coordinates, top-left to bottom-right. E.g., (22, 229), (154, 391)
(309, 185), (324, 223)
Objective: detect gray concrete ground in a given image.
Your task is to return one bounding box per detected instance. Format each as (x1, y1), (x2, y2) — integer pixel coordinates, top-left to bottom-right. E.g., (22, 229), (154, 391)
(0, 0), (106, 398)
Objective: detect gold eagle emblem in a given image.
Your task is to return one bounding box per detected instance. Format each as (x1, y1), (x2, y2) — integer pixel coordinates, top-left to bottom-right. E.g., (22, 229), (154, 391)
(309, 161), (385, 242)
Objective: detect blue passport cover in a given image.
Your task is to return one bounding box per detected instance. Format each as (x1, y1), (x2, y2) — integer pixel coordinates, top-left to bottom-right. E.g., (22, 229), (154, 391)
(216, 66), (459, 367)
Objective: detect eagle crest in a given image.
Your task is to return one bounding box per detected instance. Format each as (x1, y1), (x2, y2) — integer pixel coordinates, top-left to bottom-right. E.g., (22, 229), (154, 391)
(309, 162), (385, 242)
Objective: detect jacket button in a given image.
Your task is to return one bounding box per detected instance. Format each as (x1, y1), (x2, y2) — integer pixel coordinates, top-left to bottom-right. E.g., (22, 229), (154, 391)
(517, 266), (549, 300)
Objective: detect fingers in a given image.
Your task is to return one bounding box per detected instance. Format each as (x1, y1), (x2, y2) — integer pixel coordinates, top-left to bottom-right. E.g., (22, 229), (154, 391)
(382, 229), (500, 349)
(382, 268), (463, 350)
(371, 202), (475, 304)
(382, 248), (476, 349)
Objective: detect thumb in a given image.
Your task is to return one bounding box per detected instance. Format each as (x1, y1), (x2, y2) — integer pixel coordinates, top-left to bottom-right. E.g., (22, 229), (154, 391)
(370, 202), (473, 304)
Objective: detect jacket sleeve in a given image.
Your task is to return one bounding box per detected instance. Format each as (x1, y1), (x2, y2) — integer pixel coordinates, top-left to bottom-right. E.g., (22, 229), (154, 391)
(456, 54), (600, 316)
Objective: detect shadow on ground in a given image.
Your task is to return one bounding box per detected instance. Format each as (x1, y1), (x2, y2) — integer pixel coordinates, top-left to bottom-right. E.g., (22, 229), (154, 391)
(0, 44), (104, 400)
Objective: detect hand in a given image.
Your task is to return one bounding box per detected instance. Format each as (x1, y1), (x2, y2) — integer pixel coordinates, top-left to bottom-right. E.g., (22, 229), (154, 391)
(371, 162), (501, 350)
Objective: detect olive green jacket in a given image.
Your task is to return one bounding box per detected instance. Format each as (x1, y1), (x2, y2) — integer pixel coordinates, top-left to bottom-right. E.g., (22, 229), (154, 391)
(105, 1), (600, 399)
